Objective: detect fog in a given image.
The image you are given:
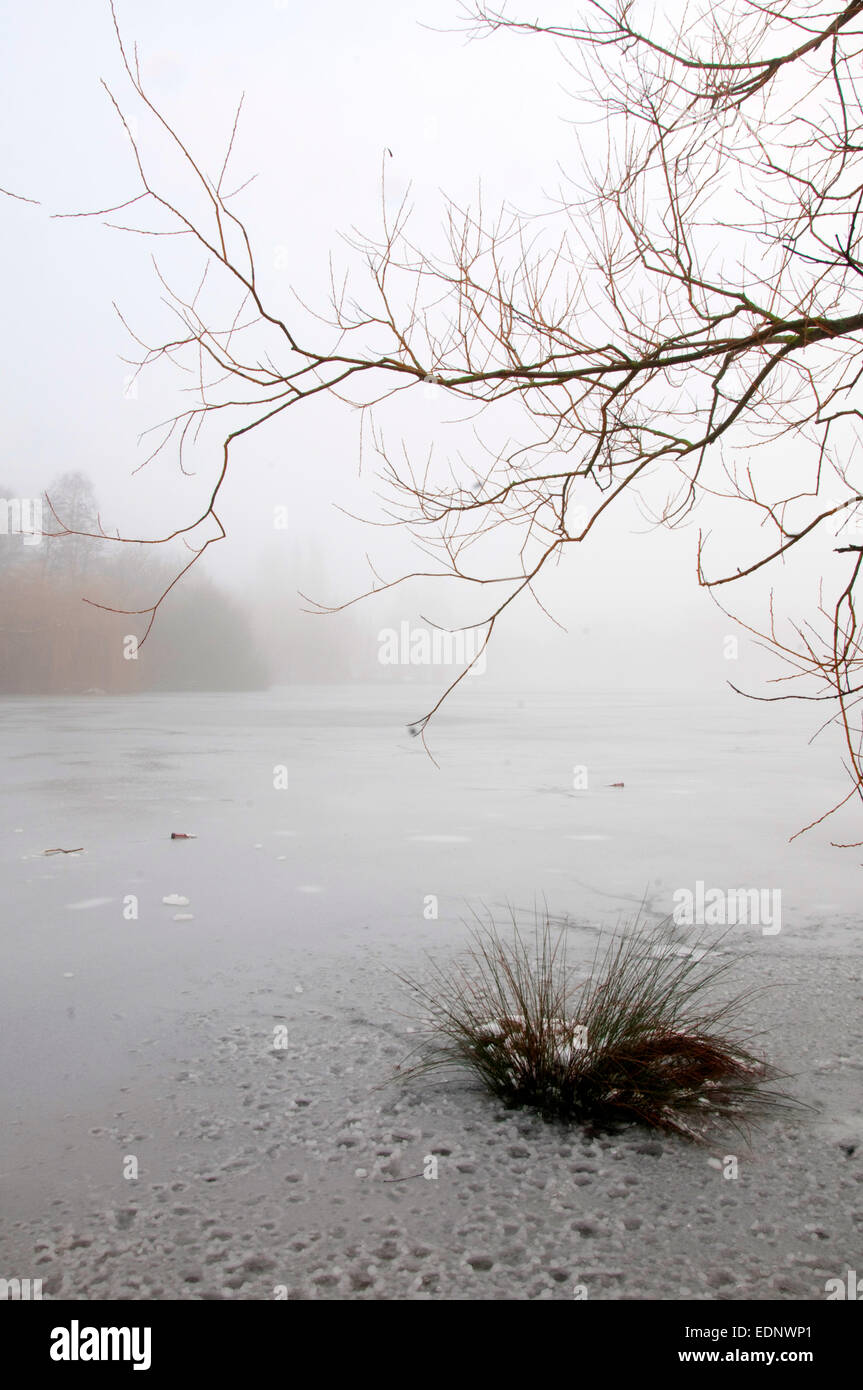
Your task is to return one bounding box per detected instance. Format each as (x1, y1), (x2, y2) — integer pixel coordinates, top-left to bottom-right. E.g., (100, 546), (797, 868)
(0, 0), (811, 708)
(2, 0), (861, 1325)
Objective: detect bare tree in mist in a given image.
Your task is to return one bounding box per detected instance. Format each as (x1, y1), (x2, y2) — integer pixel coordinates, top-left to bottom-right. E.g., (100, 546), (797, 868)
(14, 0), (863, 838)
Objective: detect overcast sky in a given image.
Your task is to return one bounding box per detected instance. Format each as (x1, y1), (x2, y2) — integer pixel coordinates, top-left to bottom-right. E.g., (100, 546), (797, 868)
(0, 1), (818, 697)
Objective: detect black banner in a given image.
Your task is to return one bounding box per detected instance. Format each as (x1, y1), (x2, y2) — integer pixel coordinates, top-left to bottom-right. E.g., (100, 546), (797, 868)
(5, 1298), (856, 1376)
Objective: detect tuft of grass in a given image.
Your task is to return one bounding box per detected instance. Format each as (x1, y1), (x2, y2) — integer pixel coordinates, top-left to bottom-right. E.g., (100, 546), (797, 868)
(394, 910), (802, 1141)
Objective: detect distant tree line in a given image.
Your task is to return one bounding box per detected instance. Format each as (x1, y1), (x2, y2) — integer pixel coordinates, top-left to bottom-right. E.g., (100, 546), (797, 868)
(0, 472), (269, 694)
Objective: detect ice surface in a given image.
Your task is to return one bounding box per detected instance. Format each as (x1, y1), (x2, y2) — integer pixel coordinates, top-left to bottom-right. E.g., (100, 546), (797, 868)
(0, 683), (861, 1299)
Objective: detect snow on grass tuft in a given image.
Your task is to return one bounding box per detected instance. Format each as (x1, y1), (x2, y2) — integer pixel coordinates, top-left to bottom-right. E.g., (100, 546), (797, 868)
(394, 910), (803, 1141)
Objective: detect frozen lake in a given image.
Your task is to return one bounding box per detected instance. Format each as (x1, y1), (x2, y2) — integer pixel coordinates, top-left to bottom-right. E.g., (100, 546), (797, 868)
(1, 683), (860, 1299)
(1, 682), (858, 1107)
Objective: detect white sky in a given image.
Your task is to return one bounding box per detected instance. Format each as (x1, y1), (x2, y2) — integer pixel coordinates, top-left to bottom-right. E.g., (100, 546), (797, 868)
(0, 1), (832, 696)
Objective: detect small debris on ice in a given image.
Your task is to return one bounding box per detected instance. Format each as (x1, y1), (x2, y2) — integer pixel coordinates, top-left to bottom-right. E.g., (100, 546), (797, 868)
(170, 833), (197, 840)
(173, 913), (194, 922)
(162, 894), (190, 907)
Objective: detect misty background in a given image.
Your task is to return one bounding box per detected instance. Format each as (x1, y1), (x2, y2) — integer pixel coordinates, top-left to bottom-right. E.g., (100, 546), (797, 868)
(3, 2), (863, 1311)
(0, 1), (830, 710)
